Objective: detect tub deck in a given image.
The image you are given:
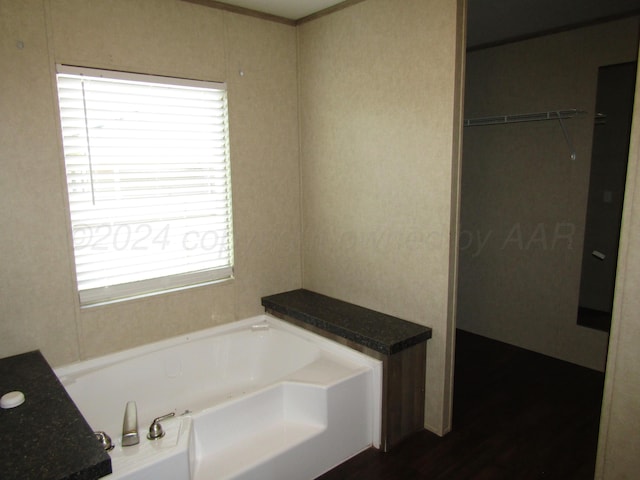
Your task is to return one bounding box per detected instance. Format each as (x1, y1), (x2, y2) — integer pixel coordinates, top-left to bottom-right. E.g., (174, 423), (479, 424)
(262, 289), (432, 450)
(55, 315), (381, 480)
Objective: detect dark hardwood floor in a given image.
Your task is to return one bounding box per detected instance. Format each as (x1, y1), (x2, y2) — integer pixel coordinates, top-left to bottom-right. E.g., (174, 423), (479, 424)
(317, 330), (605, 480)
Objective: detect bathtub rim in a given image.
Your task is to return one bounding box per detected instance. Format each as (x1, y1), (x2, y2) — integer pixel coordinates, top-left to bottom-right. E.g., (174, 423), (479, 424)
(55, 314), (382, 449)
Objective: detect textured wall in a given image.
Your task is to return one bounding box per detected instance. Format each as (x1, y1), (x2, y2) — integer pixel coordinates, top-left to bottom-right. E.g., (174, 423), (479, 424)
(460, 18), (639, 371)
(298, 0), (465, 434)
(1, 0), (80, 364)
(0, 0), (301, 364)
(2, 0), (465, 437)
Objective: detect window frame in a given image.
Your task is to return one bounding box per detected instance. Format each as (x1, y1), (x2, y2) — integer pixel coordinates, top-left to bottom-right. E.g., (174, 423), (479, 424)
(55, 65), (234, 307)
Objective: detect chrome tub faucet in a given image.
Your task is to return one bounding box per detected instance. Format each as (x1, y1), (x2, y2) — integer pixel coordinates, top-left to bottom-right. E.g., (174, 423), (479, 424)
(121, 400), (140, 447)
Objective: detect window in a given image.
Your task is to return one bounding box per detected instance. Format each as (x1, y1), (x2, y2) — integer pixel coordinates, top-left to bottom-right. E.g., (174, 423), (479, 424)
(56, 65), (233, 306)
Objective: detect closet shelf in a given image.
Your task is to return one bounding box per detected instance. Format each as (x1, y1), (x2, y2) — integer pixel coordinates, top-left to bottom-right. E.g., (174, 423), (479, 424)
(463, 109), (586, 127)
(463, 109), (587, 160)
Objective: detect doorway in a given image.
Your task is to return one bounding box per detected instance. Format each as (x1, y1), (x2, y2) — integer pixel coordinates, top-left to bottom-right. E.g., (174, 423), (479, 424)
(577, 62), (637, 332)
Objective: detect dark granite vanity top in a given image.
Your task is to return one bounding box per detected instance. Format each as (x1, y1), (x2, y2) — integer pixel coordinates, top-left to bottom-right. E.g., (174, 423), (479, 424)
(262, 289), (432, 355)
(0, 350), (112, 480)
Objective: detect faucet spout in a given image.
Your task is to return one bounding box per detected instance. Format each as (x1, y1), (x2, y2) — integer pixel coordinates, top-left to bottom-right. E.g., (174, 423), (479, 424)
(121, 400), (140, 447)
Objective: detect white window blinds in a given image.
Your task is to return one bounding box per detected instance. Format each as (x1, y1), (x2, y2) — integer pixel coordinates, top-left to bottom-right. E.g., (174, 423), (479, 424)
(56, 65), (233, 306)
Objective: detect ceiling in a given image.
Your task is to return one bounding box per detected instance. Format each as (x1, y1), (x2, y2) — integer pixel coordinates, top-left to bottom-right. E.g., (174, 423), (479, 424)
(206, 0), (344, 20)
(467, 0), (640, 48)
(208, 0), (640, 47)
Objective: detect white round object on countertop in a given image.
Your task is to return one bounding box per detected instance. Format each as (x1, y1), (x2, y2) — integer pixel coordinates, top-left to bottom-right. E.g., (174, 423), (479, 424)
(1, 391), (25, 409)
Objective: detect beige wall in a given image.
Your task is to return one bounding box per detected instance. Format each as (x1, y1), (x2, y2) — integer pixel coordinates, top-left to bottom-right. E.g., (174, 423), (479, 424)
(596, 45), (640, 480)
(8, 1), (640, 470)
(459, 18), (639, 371)
(0, 0), (301, 365)
(2, 0), (465, 437)
(298, 0), (465, 434)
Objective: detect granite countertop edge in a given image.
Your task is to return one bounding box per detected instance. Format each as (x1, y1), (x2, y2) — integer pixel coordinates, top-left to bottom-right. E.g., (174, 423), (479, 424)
(262, 289), (432, 355)
(0, 350), (112, 480)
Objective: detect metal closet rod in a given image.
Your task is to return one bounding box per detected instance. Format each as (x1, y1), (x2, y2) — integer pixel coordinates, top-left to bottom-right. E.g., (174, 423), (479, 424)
(463, 109), (587, 127)
(463, 109), (587, 160)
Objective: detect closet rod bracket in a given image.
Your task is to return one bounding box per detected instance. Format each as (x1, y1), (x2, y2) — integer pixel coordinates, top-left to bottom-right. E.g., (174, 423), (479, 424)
(557, 116), (577, 161)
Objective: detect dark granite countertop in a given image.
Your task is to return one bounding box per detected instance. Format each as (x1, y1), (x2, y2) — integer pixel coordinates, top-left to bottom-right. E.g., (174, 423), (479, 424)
(0, 351), (112, 480)
(262, 289), (432, 355)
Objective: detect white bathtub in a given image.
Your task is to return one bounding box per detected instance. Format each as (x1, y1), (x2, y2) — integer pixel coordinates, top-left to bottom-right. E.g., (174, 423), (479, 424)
(55, 314), (382, 480)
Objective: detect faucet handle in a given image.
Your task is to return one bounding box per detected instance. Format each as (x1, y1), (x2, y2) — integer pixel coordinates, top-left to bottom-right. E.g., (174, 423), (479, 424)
(94, 431), (114, 451)
(147, 412), (175, 440)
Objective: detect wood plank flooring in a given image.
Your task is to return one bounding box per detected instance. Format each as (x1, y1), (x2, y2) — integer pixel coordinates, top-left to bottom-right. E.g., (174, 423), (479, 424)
(317, 330), (605, 480)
